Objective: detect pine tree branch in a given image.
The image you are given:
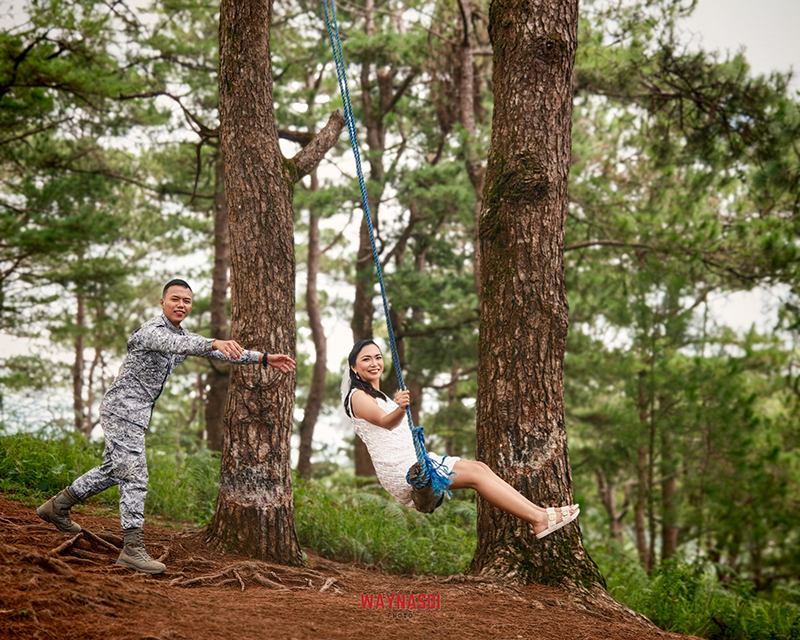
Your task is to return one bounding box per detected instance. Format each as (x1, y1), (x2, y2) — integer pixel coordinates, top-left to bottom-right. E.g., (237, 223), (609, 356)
(286, 109), (347, 182)
(565, 239), (654, 252)
(0, 119), (69, 147)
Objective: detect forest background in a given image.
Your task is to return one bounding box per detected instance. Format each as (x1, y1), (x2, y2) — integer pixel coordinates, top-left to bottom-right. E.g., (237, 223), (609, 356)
(1, 0), (799, 638)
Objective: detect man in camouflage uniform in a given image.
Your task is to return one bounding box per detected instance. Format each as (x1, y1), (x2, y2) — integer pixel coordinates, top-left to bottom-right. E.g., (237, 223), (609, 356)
(37, 279), (296, 574)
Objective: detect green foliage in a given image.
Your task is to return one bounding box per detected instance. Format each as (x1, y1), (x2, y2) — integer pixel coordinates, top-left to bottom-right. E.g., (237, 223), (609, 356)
(294, 474), (477, 575)
(144, 448), (221, 525)
(0, 432), (220, 525)
(0, 431), (105, 497)
(594, 545), (800, 640)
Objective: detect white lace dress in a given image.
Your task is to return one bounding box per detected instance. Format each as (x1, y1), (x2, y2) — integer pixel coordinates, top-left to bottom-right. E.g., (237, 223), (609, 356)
(349, 391), (460, 507)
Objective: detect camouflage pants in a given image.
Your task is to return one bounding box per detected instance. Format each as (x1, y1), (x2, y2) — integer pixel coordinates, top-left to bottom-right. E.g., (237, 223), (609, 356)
(70, 414), (148, 530)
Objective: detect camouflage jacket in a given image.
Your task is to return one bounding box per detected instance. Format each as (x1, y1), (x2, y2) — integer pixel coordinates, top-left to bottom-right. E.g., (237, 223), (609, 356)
(100, 314), (262, 427)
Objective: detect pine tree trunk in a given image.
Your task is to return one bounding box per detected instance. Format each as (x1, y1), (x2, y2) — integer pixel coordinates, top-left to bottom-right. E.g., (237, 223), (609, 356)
(471, 0), (603, 589)
(349, 0), (381, 347)
(297, 172), (326, 479)
(456, 0), (486, 299)
(660, 423), (679, 560)
(207, 0), (302, 565)
(636, 371), (653, 571)
(635, 445), (651, 571)
(72, 292), (87, 436)
(205, 150), (231, 453)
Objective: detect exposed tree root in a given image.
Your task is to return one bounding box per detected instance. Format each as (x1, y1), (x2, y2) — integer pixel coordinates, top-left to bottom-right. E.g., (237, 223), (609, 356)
(0, 543), (75, 577)
(168, 560), (344, 593)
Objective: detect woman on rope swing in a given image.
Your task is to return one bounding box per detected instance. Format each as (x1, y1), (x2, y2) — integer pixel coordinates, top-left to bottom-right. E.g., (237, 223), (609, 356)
(343, 339), (580, 539)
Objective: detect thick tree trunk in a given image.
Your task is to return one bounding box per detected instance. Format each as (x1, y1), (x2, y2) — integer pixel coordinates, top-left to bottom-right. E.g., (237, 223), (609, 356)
(205, 150), (231, 453)
(297, 171), (326, 479)
(471, 0), (603, 589)
(207, 0), (302, 565)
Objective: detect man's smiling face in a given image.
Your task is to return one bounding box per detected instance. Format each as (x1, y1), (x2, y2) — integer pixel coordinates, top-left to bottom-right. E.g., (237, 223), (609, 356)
(161, 286), (193, 328)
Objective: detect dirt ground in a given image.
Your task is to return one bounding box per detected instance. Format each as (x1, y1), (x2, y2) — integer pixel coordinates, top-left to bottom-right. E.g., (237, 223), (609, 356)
(0, 493), (698, 640)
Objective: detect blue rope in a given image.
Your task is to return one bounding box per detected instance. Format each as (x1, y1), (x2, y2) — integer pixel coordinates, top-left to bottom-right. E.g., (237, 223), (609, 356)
(322, 0), (452, 498)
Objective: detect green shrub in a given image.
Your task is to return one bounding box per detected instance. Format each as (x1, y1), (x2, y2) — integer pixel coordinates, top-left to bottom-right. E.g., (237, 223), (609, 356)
(145, 448), (221, 525)
(293, 475), (477, 575)
(0, 431), (105, 499)
(592, 543), (800, 640)
(0, 432), (219, 524)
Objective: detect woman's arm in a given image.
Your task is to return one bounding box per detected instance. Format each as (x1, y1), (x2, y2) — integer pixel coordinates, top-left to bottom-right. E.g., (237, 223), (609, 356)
(350, 389), (409, 430)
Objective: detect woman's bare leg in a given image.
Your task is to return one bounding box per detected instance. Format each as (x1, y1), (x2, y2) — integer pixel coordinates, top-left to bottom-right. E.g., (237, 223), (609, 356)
(449, 459), (578, 536)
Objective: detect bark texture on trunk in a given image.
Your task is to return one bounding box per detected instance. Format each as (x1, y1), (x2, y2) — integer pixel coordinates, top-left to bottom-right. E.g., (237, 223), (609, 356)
(471, 0), (603, 589)
(205, 151), (231, 453)
(208, 0), (302, 565)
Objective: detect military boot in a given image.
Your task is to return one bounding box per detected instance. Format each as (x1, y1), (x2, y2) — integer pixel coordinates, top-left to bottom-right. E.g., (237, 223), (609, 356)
(37, 487), (82, 534)
(116, 528), (166, 575)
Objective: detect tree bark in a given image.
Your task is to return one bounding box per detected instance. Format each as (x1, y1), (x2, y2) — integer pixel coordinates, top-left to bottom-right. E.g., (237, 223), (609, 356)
(209, 0), (302, 564)
(635, 444), (651, 571)
(471, 0), (603, 589)
(350, 0), (382, 346)
(208, 0), (343, 564)
(297, 171), (326, 479)
(205, 150), (231, 453)
(595, 469), (628, 544)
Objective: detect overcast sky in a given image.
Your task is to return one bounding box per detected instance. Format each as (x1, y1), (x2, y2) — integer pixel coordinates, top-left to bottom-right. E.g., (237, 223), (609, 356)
(682, 0), (800, 88)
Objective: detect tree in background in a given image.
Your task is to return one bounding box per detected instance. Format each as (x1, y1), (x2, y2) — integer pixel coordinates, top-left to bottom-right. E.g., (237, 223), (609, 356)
(562, 0), (800, 587)
(0, 0), (184, 432)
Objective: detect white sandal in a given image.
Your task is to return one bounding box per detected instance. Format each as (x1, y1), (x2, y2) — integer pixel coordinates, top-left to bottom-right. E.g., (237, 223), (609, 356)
(535, 505), (580, 539)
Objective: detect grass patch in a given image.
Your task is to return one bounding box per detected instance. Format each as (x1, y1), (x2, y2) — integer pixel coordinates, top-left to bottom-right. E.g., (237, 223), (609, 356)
(294, 474), (477, 575)
(0, 432), (219, 525)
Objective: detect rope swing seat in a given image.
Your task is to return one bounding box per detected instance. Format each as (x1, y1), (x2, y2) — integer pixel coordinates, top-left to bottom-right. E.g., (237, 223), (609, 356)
(322, 0), (454, 513)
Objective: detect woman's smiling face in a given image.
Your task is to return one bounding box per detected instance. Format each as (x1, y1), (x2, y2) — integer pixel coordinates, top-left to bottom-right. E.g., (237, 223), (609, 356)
(351, 343), (384, 386)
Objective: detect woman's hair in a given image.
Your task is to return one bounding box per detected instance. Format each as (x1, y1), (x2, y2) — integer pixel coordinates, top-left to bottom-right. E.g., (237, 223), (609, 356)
(343, 339), (388, 418)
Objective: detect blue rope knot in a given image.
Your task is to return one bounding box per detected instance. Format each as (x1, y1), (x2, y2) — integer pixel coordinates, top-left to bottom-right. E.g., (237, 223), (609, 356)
(323, 0), (453, 502)
(407, 426), (454, 498)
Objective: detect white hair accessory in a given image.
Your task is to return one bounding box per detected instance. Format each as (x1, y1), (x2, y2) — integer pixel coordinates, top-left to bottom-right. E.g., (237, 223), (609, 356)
(340, 363), (352, 404)
(338, 364), (355, 429)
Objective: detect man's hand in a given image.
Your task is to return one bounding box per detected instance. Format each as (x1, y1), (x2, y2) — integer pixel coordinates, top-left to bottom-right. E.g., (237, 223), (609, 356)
(265, 353), (297, 373)
(212, 339), (245, 360)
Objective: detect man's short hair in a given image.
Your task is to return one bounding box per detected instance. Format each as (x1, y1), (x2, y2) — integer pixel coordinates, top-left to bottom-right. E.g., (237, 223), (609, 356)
(162, 279), (192, 297)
